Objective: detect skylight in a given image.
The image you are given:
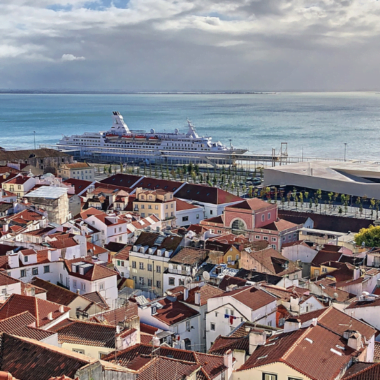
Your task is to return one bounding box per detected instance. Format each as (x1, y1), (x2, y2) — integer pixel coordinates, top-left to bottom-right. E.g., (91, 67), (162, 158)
(305, 338), (313, 344)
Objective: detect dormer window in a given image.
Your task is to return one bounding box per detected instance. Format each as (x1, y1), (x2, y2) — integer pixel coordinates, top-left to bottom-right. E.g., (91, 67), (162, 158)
(24, 256), (28, 263)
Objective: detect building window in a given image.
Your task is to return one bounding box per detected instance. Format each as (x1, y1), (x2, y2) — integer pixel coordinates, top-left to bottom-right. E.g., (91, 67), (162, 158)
(322, 267), (327, 273)
(268, 213), (271, 220)
(186, 320), (191, 331)
(81, 283), (86, 291)
(210, 323), (215, 331)
(117, 260), (121, 266)
(73, 280), (77, 288)
(148, 278), (152, 287)
(182, 216), (189, 222)
(148, 264), (152, 272)
(263, 236), (268, 241)
(210, 210), (213, 215)
(279, 318), (285, 326)
(99, 283), (104, 291)
(271, 245), (276, 249)
(156, 280), (161, 289)
(255, 235), (260, 239)
(132, 276), (137, 283)
(169, 277), (175, 286)
(139, 277), (144, 285)
(268, 321), (272, 327)
(156, 265), (161, 273)
(24, 256), (28, 263)
(43, 265), (50, 273)
(20, 269), (26, 278)
(132, 261), (136, 269)
(263, 374), (277, 380)
(121, 261), (124, 267)
(32, 268), (38, 276)
(139, 262), (144, 270)
(196, 214), (199, 219)
(271, 237), (277, 242)
(261, 214), (265, 221)
(73, 349), (85, 354)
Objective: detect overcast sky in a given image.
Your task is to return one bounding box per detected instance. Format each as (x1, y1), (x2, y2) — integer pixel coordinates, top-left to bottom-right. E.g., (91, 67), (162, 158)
(1, 0), (380, 91)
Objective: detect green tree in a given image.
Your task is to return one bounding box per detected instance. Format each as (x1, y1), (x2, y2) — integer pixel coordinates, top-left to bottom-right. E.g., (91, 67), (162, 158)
(299, 192), (304, 208)
(287, 192), (291, 206)
(259, 167), (264, 178)
(338, 206), (343, 215)
(108, 165), (112, 174)
(370, 198), (375, 218)
(328, 192), (333, 208)
(103, 166), (107, 174)
(187, 162), (193, 174)
(355, 225), (380, 247)
(248, 186), (253, 198)
(274, 187), (278, 204)
(304, 191), (309, 200)
(120, 163), (123, 173)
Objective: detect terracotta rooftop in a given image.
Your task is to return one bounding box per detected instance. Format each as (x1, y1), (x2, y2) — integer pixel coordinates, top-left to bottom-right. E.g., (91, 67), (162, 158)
(185, 284), (224, 306)
(154, 299), (199, 325)
(113, 245), (132, 261)
(102, 343), (226, 380)
(247, 248), (301, 277)
(30, 277), (80, 306)
(238, 325), (356, 379)
(48, 237), (78, 249)
(212, 286), (276, 311)
(65, 257), (117, 281)
(82, 291), (109, 309)
(0, 294), (70, 327)
(63, 162), (91, 169)
(100, 173), (143, 188)
(0, 311), (56, 341)
(134, 232), (183, 252)
(176, 183), (242, 205)
(90, 304), (138, 326)
(218, 275), (247, 291)
(343, 362), (380, 379)
(170, 247), (208, 266)
(227, 198), (271, 211)
(52, 319), (127, 348)
(63, 178), (92, 195)
(209, 335), (249, 355)
(175, 198), (200, 211)
(0, 271), (20, 287)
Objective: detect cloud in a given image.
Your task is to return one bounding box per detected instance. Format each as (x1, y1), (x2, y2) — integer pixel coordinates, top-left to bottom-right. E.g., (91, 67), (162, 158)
(1, 0), (380, 90)
(61, 53), (86, 61)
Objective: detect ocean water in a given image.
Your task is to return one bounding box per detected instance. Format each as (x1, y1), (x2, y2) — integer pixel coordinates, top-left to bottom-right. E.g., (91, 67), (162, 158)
(0, 92), (379, 161)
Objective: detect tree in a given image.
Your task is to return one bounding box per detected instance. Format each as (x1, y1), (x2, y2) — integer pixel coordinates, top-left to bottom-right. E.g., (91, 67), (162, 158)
(108, 165), (112, 174)
(287, 192), (291, 206)
(103, 166), (107, 174)
(274, 187), (278, 204)
(187, 162), (193, 175)
(376, 200), (380, 219)
(370, 198), (376, 218)
(248, 186), (253, 198)
(194, 164), (200, 175)
(338, 206), (343, 215)
(259, 167), (264, 178)
(120, 163), (123, 173)
(299, 192), (304, 208)
(304, 191), (309, 200)
(354, 225), (380, 247)
(328, 192), (333, 208)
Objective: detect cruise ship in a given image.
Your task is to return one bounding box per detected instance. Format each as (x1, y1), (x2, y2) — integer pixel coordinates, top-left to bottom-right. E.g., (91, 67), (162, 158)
(57, 112), (247, 163)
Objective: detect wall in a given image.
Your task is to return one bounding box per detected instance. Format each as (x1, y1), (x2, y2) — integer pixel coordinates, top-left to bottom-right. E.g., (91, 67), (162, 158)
(61, 341), (114, 360)
(232, 361), (312, 380)
(0, 281), (21, 301)
(176, 207), (204, 228)
(282, 245), (318, 264)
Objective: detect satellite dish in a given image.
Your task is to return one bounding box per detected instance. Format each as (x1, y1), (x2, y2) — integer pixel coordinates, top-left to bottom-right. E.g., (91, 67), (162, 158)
(203, 271), (210, 281)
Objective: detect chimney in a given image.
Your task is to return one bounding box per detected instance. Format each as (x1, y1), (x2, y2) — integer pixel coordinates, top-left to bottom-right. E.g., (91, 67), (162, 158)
(353, 267), (360, 280)
(2, 223), (9, 233)
(76, 289), (80, 294)
(223, 349), (233, 380)
(249, 331), (267, 354)
(195, 291), (201, 305)
(47, 312), (53, 321)
(347, 331), (363, 351)
(184, 287), (189, 301)
(284, 318), (301, 333)
(59, 305), (65, 313)
(226, 284), (238, 292)
(152, 336), (160, 347)
(72, 265), (77, 273)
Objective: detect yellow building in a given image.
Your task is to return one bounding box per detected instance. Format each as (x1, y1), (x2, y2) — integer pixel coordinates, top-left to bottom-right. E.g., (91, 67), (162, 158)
(133, 188), (176, 224)
(58, 162), (95, 181)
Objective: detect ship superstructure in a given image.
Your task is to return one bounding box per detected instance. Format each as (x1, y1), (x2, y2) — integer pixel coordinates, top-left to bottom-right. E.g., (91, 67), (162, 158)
(57, 112), (247, 163)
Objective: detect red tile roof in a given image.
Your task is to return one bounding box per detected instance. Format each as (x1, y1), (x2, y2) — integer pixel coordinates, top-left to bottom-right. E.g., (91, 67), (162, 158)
(228, 198), (270, 211)
(0, 271), (20, 286)
(30, 277), (81, 306)
(48, 238), (78, 249)
(102, 343), (226, 379)
(53, 319), (126, 348)
(185, 284), (224, 306)
(64, 257), (117, 281)
(63, 178), (92, 195)
(154, 299), (199, 326)
(0, 334), (91, 380)
(63, 163), (91, 169)
(212, 286), (276, 311)
(176, 183), (242, 205)
(209, 335), (249, 355)
(0, 294), (69, 327)
(175, 198), (200, 211)
(237, 325), (356, 380)
(90, 304), (138, 326)
(82, 291), (109, 309)
(343, 362), (380, 379)
(140, 322), (159, 335)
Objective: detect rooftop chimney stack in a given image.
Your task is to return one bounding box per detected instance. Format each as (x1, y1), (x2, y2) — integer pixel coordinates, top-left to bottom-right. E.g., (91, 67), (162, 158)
(249, 331), (267, 355)
(284, 318), (301, 333)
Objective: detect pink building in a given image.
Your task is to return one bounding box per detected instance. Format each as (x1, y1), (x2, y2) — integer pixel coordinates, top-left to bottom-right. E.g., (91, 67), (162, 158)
(201, 198), (300, 250)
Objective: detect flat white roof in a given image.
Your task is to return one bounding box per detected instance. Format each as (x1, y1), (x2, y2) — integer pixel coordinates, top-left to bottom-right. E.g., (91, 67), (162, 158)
(26, 186), (68, 199)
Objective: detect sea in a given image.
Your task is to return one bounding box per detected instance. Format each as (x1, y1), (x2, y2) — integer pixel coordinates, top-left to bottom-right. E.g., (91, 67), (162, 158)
(0, 92), (379, 161)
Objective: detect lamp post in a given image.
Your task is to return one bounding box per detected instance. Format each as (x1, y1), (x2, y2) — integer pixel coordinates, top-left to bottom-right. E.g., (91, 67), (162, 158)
(33, 131), (36, 150)
(344, 143), (347, 162)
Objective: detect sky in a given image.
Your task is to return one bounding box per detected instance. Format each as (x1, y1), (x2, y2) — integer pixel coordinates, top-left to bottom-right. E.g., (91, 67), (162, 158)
(1, 0), (380, 91)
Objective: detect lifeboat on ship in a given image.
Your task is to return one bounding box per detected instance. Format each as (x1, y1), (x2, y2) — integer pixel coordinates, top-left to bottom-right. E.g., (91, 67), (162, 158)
(122, 134), (133, 139)
(134, 135), (146, 141)
(148, 136), (159, 142)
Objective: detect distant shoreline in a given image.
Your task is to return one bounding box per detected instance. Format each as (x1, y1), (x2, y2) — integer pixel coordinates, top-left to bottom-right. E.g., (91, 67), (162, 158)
(0, 90), (278, 95)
